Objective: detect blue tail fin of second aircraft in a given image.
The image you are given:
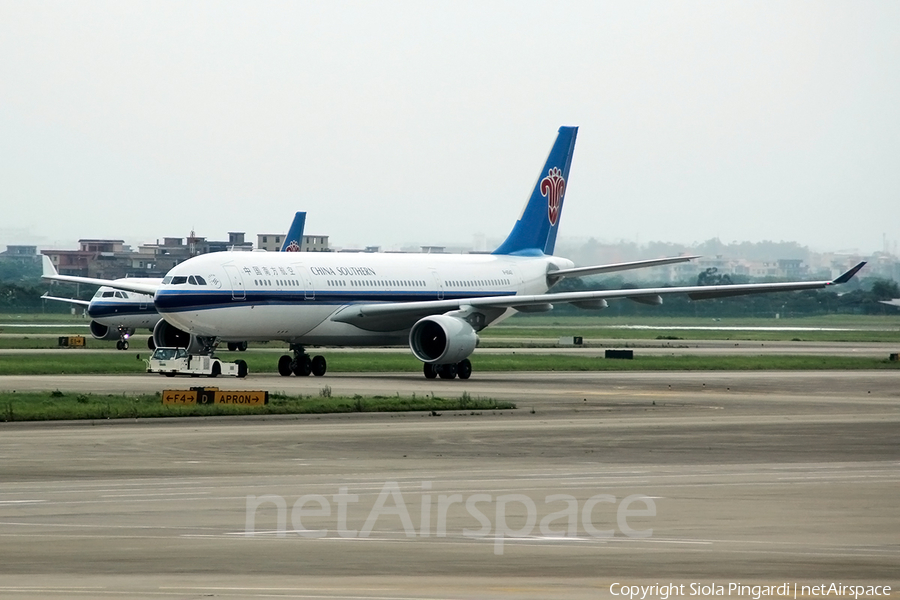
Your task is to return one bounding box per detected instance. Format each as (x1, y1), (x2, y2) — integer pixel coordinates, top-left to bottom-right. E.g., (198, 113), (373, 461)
(492, 126), (578, 256)
(280, 212), (307, 252)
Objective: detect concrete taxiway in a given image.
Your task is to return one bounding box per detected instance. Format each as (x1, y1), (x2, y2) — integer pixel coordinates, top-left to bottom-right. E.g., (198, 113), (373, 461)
(0, 369), (897, 599)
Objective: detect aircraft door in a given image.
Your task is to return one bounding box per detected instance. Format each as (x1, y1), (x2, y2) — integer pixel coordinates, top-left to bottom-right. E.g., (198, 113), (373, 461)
(430, 269), (444, 300)
(223, 264), (246, 300)
(292, 263), (315, 301)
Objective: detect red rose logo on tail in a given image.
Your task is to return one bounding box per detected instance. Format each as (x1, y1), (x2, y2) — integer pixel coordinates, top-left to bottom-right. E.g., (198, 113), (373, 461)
(540, 167), (566, 226)
(285, 241), (301, 252)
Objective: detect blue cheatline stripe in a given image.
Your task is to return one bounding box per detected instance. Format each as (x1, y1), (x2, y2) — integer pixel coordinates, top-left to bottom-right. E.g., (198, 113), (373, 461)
(87, 303), (154, 319)
(153, 290), (511, 313)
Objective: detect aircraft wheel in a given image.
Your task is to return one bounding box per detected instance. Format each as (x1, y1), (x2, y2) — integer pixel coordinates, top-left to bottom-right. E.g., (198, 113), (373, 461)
(122, 340), (129, 351)
(311, 355), (327, 377)
(227, 342), (237, 351)
(423, 363), (438, 379)
(278, 355), (293, 376)
(115, 340), (123, 350)
(147, 337), (155, 350)
(236, 360), (248, 378)
(238, 342), (248, 351)
(293, 355), (312, 376)
(457, 359), (472, 380)
(438, 363), (457, 379)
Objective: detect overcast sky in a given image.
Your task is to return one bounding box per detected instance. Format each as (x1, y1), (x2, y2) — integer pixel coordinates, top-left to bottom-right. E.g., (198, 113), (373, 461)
(1, 1), (898, 255)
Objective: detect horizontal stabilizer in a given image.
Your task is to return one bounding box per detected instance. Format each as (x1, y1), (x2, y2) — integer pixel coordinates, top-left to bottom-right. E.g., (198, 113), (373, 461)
(41, 293), (90, 307)
(549, 255), (699, 284)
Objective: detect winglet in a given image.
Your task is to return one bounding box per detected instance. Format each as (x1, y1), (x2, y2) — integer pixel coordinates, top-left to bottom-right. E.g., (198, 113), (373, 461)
(830, 261), (866, 285)
(42, 254), (58, 278)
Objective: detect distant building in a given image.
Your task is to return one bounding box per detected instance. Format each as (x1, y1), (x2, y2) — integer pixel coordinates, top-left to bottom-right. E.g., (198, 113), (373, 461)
(256, 233), (285, 252)
(42, 239), (128, 278)
(0, 245), (40, 263)
(257, 233), (330, 252)
(777, 259), (806, 280)
(44, 231), (255, 280)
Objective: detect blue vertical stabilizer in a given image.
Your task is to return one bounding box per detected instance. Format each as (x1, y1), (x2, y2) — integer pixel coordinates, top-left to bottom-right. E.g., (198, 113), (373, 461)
(280, 212), (307, 252)
(492, 126), (578, 256)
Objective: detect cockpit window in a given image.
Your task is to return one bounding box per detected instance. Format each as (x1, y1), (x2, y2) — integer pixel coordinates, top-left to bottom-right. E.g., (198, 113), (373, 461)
(171, 276), (188, 285)
(114, 291), (126, 299)
(162, 276), (172, 284)
(195, 275), (207, 285)
(188, 276), (197, 285)
(102, 291), (115, 298)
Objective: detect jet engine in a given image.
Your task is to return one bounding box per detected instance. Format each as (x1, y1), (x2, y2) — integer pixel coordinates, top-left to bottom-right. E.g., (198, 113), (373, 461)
(152, 319), (206, 354)
(89, 321), (130, 341)
(409, 315), (477, 364)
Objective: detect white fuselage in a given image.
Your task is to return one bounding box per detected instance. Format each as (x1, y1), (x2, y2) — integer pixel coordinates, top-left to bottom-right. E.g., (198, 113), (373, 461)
(87, 286), (161, 330)
(154, 251), (573, 346)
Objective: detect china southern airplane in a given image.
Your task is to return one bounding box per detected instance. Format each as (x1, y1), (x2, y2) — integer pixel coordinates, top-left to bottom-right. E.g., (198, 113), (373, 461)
(41, 284), (159, 350)
(41, 211), (309, 350)
(43, 127), (865, 378)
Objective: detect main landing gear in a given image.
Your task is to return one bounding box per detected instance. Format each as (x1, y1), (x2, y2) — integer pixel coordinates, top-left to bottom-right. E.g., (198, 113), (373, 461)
(423, 358), (472, 380)
(278, 344), (327, 377)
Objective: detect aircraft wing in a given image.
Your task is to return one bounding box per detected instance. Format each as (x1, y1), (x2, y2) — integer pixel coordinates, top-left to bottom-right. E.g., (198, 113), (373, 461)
(332, 262), (867, 331)
(880, 298), (900, 308)
(547, 255), (700, 283)
(41, 255), (160, 296)
(41, 293), (90, 307)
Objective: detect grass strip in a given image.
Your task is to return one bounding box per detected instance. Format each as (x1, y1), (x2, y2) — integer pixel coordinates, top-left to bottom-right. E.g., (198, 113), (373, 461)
(0, 390), (514, 422)
(481, 329), (900, 343)
(483, 330), (900, 343)
(1, 352), (899, 376)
